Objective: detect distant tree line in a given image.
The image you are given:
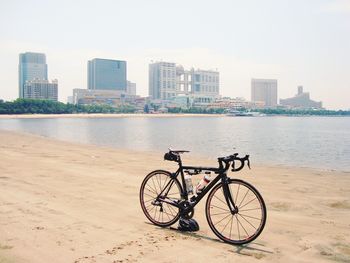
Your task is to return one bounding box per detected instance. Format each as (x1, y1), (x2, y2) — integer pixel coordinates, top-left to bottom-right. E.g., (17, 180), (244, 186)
(253, 108), (350, 116)
(166, 107), (350, 115)
(0, 99), (349, 116)
(167, 107), (226, 114)
(0, 99), (136, 114)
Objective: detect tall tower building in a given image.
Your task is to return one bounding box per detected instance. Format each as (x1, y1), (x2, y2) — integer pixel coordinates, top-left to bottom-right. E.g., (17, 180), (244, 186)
(88, 58), (127, 91)
(18, 52), (48, 98)
(149, 62), (176, 100)
(251, 78), (278, 107)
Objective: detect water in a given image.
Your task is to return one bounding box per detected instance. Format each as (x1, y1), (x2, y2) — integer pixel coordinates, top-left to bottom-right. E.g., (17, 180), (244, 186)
(0, 116), (349, 171)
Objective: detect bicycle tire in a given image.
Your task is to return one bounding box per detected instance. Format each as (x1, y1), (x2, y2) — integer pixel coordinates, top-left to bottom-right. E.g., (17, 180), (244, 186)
(206, 179), (266, 245)
(139, 170), (182, 227)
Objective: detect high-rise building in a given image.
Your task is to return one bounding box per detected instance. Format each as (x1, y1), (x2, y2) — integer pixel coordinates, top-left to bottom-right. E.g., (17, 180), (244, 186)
(149, 62), (176, 100)
(23, 79), (58, 101)
(19, 52), (48, 98)
(251, 78), (278, 107)
(127, 81), (137, 96)
(88, 58), (127, 91)
(190, 69), (219, 104)
(149, 61), (219, 103)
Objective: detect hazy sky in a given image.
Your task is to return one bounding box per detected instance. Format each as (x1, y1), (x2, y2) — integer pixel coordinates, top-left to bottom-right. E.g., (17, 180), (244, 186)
(0, 0), (349, 109)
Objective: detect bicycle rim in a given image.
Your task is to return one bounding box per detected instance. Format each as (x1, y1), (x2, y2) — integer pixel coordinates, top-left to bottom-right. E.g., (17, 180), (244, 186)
(140, 170), (182, 227)
(206, 179), (266, 245)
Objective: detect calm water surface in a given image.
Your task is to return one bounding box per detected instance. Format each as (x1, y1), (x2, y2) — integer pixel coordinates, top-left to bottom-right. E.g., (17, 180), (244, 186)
(0, 116), (349, 171)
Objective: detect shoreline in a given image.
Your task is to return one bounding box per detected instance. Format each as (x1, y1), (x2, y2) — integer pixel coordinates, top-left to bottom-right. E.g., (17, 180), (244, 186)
(0, 113), (349, 119)
(0, 130), (349, 262)
(0, 113), (226, 119)
(1, 130), (349, 173)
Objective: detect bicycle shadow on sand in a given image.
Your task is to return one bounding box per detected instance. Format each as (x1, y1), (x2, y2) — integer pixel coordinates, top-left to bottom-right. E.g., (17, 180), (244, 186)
(148, 223), (273, 259)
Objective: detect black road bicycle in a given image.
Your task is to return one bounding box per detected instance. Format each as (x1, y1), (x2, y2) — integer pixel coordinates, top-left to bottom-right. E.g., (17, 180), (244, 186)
(139, 149), (266, 245)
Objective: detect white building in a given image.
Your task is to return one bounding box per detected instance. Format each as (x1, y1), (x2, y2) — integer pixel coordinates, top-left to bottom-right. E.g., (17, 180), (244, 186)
(24, 79), (58, 101)
(208, 97), (265, 110)
(149, 62), (177, 100)
(127, 81), (137, 96)
(73, 89), (125, 105)
(190, 69), (220, 105)
(149, 61), (220, 105)
(251, 78), (278, 107)
(72, 88), (145, 109)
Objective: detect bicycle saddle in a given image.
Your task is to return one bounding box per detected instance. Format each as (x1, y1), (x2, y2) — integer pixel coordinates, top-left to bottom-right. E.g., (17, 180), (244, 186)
(168, 148), (190, 154)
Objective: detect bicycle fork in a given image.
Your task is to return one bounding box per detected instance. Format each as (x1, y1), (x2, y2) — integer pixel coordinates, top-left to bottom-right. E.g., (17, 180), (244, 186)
(222, 176), (238, 214)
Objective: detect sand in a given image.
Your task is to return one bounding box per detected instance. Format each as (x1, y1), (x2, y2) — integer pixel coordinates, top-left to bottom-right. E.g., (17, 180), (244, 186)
(0, 130), (349, 263)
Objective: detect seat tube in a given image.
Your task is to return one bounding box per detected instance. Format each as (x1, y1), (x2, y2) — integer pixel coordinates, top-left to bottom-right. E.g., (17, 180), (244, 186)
(178, 158), (188, 200)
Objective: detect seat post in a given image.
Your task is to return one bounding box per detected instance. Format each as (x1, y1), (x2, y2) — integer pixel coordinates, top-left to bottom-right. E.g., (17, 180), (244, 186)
(176, 155), (188, 199)
(177, 154), (183, 168)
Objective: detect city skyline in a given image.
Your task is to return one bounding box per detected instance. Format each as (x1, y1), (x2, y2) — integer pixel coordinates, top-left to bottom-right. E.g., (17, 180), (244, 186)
(0, 0), (349, 109)
(5, 50), (337, 109)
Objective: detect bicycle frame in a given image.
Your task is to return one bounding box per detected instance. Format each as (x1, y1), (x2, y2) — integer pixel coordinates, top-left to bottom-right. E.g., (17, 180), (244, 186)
(156, 157), (237, 215)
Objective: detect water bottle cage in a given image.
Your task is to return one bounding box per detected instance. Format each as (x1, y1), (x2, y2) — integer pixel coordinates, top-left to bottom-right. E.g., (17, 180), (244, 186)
(184, 169), (201, 175)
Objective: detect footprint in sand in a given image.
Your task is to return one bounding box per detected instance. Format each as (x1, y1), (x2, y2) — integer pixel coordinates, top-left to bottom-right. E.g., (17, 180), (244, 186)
(75, 229), (207, 263)
(327, 200), (350, 210)
(315, 243), (350, 262)
(0, 244), (13, 250)
(32, 226), (45, 230)
(334, 242), (350, 258)
(270, 201), (291, 211)
(297, 239), (312, 251)
(320, 220), (335, 225)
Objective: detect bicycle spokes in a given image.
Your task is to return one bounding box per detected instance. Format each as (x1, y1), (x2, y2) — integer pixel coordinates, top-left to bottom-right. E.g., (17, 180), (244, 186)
(206, 180), (266, 244)
(140, 171), (181, 227)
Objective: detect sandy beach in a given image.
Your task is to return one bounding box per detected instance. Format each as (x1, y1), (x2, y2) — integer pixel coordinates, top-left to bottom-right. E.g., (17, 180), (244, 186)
(0, 130), (349, 263)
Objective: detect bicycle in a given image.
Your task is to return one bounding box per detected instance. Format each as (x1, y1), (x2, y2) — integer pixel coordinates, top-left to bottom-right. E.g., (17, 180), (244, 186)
(139, 149), (266, 245)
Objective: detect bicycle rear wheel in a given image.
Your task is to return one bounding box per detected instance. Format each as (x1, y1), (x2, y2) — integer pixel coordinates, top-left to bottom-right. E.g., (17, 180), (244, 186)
(206, 179), (266, 245)
(139, 170), (182, 227)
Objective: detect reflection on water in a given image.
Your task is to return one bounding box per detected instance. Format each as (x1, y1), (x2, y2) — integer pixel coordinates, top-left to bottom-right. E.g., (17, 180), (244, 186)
(0, 116), (349, 171)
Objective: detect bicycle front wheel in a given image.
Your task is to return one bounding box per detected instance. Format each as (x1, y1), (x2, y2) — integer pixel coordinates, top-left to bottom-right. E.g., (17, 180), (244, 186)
(206, 179), (266, 245)
(139, 170), (182, 227)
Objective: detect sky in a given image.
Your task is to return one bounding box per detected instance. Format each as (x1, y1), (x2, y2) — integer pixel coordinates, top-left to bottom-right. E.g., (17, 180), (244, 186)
(0, 0), (349, 109)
